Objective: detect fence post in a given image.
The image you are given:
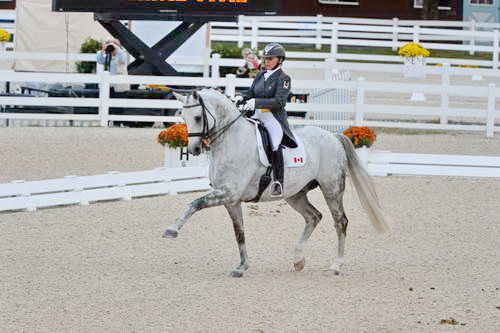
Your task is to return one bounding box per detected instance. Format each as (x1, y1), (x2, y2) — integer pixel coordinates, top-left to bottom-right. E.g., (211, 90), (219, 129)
(316, 14), (323, 50)
(11, 180), (36, 212)
(486, 83), (496, 138)
(440, 63), (450, 125)
(212, 53), (221, 79)
(355, 77), (366, 126)
(237, 15), (245, 48)
(225, 74), (236, 98)
(251, 19), (258, 49)
(392, 17), (399, 51)
(493, 30), (499, 70)
(203, 48), (211, 78)
(330, 21), (339, 65)
(65, 175), (89, 206)
(469, 19), (476, 56)
(99, 71), (110, 127)
(413, 25), (420, 43)
(324, 58), (334, 81)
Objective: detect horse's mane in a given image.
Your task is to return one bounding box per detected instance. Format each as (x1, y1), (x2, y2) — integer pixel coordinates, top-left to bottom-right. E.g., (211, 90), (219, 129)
(196, 89), (240, 122)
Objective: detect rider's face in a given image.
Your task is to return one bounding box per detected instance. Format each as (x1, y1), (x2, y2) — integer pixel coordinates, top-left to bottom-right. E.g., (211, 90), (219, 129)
(264, 56), (280, 70)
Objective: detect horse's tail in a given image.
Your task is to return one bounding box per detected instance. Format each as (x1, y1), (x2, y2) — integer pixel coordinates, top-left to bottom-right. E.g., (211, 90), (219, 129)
(334, 133), (391, 233)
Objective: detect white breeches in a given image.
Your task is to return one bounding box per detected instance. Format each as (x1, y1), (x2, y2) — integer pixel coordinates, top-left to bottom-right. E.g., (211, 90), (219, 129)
(252, 109), (283, 151)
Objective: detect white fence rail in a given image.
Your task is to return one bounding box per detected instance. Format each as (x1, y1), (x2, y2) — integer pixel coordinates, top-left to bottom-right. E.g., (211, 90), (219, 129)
(210, 16), (500, 68)
(363, 150), (500, 178)
(4, 49), (500, 87)
(1, 71), (499, 136)
(2, 149), (499, 213)
(0, 166), (210, 212)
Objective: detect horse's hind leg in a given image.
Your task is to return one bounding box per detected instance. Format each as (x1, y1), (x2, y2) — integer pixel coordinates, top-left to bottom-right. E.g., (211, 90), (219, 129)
(320, 179), (348, 275)
(286, 191), (322, 272)
(225, 203), (249, 277)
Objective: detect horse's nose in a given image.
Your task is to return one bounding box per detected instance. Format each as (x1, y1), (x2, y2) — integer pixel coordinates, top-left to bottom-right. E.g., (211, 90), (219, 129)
(193, 146), (201, 155)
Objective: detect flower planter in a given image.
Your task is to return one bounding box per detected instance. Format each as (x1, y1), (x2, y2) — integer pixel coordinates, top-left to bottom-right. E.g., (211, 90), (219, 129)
(164, 146), (208, 168)
(356, 146), (370, 169)
(403, 55), (426, 79)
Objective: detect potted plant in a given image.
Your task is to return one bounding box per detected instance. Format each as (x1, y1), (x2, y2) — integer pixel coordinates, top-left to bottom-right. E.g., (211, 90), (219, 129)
(343, 126), (377, 166)
(0, 29), (10, 52)
(157, 124), (208, 168)
(398, 42), (430, 79)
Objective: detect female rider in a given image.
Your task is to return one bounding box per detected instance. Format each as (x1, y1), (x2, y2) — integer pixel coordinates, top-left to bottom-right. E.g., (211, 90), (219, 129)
(235, 43), (297, 197)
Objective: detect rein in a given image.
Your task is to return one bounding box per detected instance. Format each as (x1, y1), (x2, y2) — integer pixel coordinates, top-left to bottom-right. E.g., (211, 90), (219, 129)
(183, 95), (245, 147)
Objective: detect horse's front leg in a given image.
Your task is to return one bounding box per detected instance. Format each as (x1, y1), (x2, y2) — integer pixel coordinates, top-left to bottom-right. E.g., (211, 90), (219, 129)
(225, 203), (249, 277)
(163, 188), (228, 238)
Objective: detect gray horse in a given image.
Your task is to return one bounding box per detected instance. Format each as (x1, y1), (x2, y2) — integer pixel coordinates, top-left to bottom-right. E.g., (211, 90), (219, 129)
(164, 89), (390, 277)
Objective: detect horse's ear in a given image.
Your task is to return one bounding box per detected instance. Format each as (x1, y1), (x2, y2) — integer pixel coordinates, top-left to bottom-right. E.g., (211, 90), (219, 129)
(172, 91), (187, 104)
(192, 91), (199, 100)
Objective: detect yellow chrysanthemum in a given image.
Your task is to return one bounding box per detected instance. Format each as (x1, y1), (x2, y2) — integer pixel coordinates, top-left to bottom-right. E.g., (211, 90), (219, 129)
(398, 42), (430, 57)
(0, 29), (10, 42)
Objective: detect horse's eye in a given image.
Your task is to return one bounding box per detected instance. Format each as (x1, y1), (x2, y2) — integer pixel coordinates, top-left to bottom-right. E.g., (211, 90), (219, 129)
(194, 116), (202, 122)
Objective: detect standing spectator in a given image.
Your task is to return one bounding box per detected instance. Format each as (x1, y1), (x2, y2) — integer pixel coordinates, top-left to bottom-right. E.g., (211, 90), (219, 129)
(96, 40), (130, 92)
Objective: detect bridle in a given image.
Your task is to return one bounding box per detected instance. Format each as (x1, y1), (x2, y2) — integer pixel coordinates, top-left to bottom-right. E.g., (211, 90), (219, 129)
(183, 95), (245, 148)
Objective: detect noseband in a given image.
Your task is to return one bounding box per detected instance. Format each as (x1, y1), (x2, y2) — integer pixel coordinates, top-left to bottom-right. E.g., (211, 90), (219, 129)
(183, 95), (245, 147)
(183, 97), (215, 147)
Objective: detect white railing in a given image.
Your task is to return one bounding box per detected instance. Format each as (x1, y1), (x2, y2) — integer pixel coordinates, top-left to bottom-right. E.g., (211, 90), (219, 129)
(4, 50), (500, 86)
(0, 71), (499, 136)
(3, 149), (499, 212)
(210, 15), (500, 65)
(361, 150), (500, 178)
(0, 166), (210, 212)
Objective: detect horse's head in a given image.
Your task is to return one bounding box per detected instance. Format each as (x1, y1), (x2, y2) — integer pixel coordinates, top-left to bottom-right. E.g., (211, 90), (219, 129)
(173, 90), (217, 155)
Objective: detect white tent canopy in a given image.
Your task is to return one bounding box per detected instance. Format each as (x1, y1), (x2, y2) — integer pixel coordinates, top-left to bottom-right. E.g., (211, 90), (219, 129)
(13, 0), (208, 73)
(14, 0), (112, 72)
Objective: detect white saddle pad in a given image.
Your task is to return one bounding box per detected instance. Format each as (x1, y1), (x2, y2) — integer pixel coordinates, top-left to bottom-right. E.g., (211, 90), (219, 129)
(247, 119), (306, 168)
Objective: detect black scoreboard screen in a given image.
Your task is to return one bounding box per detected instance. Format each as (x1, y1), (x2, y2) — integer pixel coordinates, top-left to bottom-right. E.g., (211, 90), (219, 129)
(52, 0), (280, 18)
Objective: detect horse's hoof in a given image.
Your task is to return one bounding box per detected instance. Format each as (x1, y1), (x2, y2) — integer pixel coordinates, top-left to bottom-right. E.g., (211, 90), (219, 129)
(329, 264), (341, 275)
(230, 270), (244, 278)
(163, 228), (178, 238)
(294, 258), (306, 272)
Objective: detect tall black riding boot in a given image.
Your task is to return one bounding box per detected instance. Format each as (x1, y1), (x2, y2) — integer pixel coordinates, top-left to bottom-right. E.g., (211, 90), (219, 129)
(271, 147), (284, 197)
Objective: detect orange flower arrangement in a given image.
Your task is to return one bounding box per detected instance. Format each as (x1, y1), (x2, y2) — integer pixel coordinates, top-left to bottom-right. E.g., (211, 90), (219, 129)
(157, 124), (188, 149)
(343, 126), (377, 148)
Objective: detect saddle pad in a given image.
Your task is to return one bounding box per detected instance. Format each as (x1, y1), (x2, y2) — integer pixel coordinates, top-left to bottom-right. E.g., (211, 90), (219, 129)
(247, 119), (306, 168)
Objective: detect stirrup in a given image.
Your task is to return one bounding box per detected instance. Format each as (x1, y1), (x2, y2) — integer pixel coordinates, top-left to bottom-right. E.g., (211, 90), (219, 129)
(270, 181), (283, 197)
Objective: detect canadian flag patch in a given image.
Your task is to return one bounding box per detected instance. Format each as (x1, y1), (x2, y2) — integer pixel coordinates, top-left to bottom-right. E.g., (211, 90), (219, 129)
(293, 157), (304, 163)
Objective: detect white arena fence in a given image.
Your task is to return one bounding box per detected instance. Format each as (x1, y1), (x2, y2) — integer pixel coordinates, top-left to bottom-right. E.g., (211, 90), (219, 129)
(306, 70), (351, 132)
(2, 150), (500, 213)
(364, 150), (500, 178)
(210, 16), (500, 69)
(0, 71), (499, 137)
(4, 48), (500, 85)
(0, 166), (210, 212)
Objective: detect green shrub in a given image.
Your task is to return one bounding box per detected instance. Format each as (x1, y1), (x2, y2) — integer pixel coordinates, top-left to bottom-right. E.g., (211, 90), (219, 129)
(211, 43), (243, 77)
(76, 37), (102, 73)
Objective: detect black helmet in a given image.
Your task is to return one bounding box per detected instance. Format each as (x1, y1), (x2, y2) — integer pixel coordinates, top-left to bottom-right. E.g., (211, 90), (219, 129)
(262, 43), (286, 59)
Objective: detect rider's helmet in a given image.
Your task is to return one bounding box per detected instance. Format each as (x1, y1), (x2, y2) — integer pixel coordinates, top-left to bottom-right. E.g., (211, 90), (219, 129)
(262, 43), (286, 61)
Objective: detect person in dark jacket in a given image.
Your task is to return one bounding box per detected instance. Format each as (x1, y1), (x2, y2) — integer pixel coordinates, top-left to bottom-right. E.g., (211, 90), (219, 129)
(235, 43), (297, 197)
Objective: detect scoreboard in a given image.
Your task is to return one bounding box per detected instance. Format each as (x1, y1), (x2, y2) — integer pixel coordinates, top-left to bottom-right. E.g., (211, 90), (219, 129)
(52, 0), (280, 19)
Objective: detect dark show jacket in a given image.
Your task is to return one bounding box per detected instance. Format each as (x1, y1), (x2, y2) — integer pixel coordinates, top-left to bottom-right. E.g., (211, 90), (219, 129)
(242, 69), (298, 148)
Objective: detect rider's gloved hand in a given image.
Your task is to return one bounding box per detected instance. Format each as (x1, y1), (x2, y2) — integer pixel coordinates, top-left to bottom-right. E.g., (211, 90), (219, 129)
(233, 95), (244, 104)
(243, 98), (255, 111)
